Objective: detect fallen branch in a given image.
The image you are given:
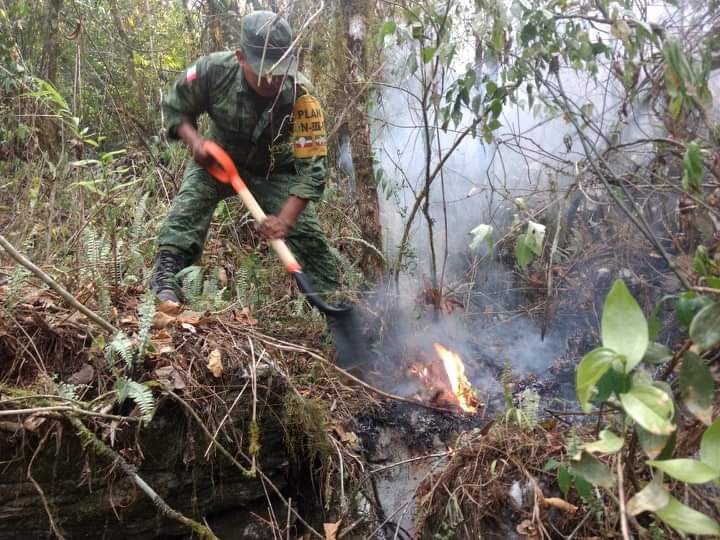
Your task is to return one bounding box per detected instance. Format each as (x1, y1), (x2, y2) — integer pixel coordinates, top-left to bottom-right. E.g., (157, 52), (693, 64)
(0, 234), (118, 335)
(0, 405), (139, 422)
(65, 412), (218, 539)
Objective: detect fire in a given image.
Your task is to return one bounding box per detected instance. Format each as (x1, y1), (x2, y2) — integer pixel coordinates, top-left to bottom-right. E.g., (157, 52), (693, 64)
(433, 343), (478, 413)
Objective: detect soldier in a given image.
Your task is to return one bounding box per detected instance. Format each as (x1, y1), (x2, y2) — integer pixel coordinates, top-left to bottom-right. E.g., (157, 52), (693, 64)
(150, 10), (339, 304)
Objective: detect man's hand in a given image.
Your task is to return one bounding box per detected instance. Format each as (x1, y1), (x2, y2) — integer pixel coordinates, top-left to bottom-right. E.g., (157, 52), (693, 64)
(256, 215), (292, 239)
(177, 122), (216, 168)
(255, 196), (309, 240)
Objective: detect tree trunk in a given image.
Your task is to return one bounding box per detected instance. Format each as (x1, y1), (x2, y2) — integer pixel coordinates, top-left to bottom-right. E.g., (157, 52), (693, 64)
(40, 0), (63, 84)
(338, 0), (384, 283)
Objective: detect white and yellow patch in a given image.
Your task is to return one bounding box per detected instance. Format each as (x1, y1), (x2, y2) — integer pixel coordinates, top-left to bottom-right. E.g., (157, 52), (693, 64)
(292, 94), (327, 159)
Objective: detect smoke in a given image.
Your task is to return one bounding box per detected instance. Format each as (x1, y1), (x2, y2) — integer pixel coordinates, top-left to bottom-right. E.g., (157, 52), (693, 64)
(362, 2), (697, 399)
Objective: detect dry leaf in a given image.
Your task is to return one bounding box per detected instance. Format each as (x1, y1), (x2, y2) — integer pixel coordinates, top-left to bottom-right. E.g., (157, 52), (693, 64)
(23, 414), (46, 432)
(180, 322), (197, 333)
(542, 497), (577, 514)
(236, 307), (258, 326)
(158, 300), (182, 316)
(67, 364), (95, 385)
(120, 316), (138, 326)
(207, 349), (223, 378)
(218, 267), (228, 288)
(152, 311), (176, 329)
(516, 519), (540, 540)
(155, 365), (186, 390)
(177, 310), (203, 325)
(323, 521), (341, 540)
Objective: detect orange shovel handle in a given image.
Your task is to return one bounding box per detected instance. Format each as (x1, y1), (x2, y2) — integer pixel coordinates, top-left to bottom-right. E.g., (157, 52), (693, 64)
(202, 141), (301, 274)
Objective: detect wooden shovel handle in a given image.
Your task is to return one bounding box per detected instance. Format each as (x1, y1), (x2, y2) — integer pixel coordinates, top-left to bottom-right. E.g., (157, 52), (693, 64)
(202, 141), (301, 274)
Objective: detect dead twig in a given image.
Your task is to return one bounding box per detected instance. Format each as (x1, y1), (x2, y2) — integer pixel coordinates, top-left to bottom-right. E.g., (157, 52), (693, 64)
(0, 234), (117, 334)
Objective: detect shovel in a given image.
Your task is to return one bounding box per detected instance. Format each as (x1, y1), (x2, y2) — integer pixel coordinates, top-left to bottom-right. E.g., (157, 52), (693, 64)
(202, 140), (366, 368)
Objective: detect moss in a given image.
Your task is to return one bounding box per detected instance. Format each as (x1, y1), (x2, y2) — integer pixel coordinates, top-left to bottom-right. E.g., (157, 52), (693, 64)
(282, 391), (333, 465)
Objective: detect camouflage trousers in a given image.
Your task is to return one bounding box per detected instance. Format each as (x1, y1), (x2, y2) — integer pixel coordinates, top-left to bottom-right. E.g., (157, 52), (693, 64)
(156, 160), (340, 295)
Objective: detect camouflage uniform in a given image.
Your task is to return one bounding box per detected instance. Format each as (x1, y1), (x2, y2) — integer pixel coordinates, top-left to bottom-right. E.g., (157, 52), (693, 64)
(157, 51), (339, 295)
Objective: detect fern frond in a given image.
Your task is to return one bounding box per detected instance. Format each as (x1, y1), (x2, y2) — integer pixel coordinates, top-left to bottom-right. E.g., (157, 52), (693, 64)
(115, 377), (156, 424)
(105, 331), (134, 369)
(235, 267), (250, 307)
(177, 265), (203, 306)
(130, 193), (150, 244)
(5, 266), (31, 307)
(136, 289), (156, 359)
(56, 381), (81, 401)
(502, 358), (513, 412)
(518, 389), (540, 431)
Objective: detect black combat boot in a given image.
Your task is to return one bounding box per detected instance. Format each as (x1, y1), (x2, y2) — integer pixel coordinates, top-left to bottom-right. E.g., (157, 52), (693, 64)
(150, 249), (186, 304)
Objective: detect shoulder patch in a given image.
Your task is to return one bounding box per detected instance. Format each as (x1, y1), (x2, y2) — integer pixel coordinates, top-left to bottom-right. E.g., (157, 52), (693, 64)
(292, 94), (327, 159)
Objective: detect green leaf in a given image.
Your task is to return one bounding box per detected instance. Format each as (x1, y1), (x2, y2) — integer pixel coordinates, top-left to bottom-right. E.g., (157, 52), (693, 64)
(576, 348), (617, 413)
(601, 280), (648, 372)
(620, 385), (675, 436)
(558, 465), (571, 496)
(514, 235), (534, 270)
(681, 141), (704, 194)
(648, 459), (720, 483)
(584, 430), (624, 454)
(573, 474), (593, 501)
(700, 419), (720, 472)
(637, 425), (673, 460)
(679, 352), (714, 425)
(570, 451), (615, 488)
(543, 458), (559, 471)
(468, 224), (493, 251)
(689, 301), (720, 350)
(642, 343), (673, 365)
(676, 292), (711, 329)
(654, 496), (720, 536)
(421, 46), (437, 63)
(627, 475), (670, 516)
(592, 366), (630, 403)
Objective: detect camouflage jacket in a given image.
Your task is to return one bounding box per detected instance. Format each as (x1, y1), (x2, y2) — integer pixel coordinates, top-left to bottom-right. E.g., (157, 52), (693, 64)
(162, 51), (328, 201)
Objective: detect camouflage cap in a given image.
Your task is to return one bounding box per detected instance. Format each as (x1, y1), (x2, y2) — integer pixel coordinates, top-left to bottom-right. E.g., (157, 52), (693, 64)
(240, 11), (298, 77)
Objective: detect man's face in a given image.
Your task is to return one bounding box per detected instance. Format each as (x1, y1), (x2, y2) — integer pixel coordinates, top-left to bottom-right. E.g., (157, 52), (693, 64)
(236, 50), (285, 98)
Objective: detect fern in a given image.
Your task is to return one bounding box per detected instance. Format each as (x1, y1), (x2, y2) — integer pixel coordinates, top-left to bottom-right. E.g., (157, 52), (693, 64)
(517, 389), (540, 430)
(105, 331), (134, 369)
(5, 265), (30, 307)
(129, 192), (149, 244)
(56, 380), (81, 401)
(502, 358), (513, 412)
(136, 289), (156, 359)
(235, 266), (251, 307)
(177, 265), (203, 306)
(566, 426), (581, 459)
(116, 377), (155, 424)
(83, 227), (110, 277)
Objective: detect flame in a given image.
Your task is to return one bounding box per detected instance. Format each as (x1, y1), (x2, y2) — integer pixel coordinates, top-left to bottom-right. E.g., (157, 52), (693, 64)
(433, 343), (478, 413)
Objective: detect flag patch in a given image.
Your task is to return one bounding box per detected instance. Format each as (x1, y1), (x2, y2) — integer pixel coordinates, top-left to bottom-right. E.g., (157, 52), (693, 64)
(185, 65), (197, 83)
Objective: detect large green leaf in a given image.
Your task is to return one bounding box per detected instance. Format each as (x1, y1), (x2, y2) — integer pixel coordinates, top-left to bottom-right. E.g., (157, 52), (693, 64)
(654, 496), (720, 536)
(570, 451), (615, 488)
(637, 425), (673, 460)
(620, 385), (675, 436)
(700, 419), (720, 472)
(642, 342), (673, 365)
(627, 475), (669, 516)
(647, 459), (720, 484)
(676, 292), (711, 329)
(601, 280), (648, 372)
(679, 352), (714, 425)
(584, 430), (624, 455)
(689, 302), (720, 350)
(576, 348), (617, 413)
